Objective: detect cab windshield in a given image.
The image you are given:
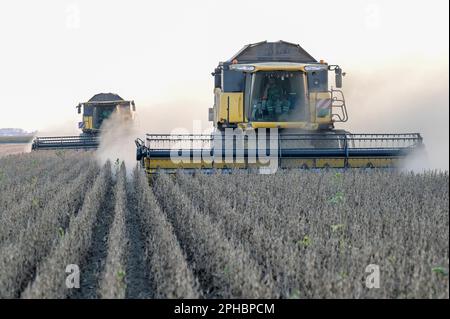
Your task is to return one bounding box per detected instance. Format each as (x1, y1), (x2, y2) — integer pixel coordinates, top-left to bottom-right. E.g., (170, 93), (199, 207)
(94, 105), (115, 128)
(249, 71), (307, 122)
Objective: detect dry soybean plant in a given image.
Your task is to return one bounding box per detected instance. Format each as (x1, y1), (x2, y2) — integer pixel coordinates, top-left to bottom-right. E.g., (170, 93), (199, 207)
(0, 158), (99, 298)
(133, 168), (200, 298)
(22, 161), (112, 298)
(153, 172), (277, 298)
(0, 150), (448, 299)
(185, 170), (449, 298)
(100, 163), (129, 298)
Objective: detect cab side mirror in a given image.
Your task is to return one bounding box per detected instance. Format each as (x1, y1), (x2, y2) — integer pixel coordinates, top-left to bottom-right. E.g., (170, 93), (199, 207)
(335, 67), (343, 88)
(76, 104), (82, 114)
(131, 101), (136, 112)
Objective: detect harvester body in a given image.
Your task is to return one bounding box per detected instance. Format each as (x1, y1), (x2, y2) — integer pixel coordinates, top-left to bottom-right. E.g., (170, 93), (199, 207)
(32, 93), (135, 150)
(136, 41), (423, 173)
(76, 93), (135, 136)
(209, 40), (346, 131)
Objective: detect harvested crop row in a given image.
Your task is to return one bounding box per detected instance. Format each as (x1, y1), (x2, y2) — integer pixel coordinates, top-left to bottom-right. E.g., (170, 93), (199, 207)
(153, 173), (276, 298)
(133, 168), (199, 298)
(99, 163), (128, 299)
(22, 162), (112, 299)
(0, 159), (99, 298)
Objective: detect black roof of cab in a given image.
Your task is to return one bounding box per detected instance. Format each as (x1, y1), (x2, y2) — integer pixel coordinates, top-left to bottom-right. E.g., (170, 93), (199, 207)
(88, 93), (124, 103)
(227, 40), (317, 64)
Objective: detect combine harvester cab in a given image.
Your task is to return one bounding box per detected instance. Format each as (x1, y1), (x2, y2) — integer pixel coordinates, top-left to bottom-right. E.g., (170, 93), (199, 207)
(32, 93), (136, 151)
(136, 41), (424, 173)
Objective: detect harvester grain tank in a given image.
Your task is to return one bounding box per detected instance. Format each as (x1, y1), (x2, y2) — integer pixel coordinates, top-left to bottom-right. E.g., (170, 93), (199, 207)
(32, 93), (136, 150)
(136, 41), (423, 173)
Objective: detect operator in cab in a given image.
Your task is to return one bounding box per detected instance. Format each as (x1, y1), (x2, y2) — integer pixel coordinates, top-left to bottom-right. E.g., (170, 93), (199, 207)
(252, 75), (291, 121)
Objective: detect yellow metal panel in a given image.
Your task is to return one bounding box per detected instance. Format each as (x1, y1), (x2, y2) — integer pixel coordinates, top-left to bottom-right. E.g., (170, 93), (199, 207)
(230, 63), (307, 72)
(143, 156), (401, 172)
(252, 65), (306, 72)
(315, 158), (346, 168)
(83, 116), (93, 129)
(310, 92), (332, 124)
(213, 88), (221, 125)
(213, 162), (246, 169)
(250, 122), (319, 130)
(145, 158), (213, 170)
(218, 92), (244, 123)
(144, 158), (249, 171)
(280, 159), (315, 169)
(347, 158), (398, 168)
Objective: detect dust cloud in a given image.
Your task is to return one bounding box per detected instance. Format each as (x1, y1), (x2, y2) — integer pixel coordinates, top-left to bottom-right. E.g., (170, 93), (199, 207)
(399, 146), (431, 173)
(337, 59), (449, 172)
(96, 112), (143, 175)
(95, 100), (211, 174)
(133, 100), (211, 134)
(35, 120), (79, 137)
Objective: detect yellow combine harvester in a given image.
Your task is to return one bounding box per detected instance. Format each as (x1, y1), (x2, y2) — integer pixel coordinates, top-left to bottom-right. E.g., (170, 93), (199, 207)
(32, 93), (136, 150)
(136, 41), (423, 173)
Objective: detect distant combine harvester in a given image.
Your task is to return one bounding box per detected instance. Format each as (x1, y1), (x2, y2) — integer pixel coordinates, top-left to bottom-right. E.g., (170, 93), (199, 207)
(31, 93), (136, 151)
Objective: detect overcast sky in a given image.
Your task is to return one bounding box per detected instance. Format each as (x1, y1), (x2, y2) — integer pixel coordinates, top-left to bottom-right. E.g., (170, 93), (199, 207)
(0, 0), (448, 168)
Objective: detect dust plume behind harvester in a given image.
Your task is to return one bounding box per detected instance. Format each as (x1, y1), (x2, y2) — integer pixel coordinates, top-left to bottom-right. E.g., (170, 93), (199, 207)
(32, 93), (136, 150)
(136, 41), (424, 173)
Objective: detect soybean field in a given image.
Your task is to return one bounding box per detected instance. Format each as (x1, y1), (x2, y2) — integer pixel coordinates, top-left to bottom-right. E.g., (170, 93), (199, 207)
(0, 151), (448, 299)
